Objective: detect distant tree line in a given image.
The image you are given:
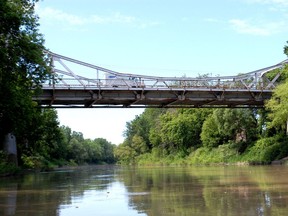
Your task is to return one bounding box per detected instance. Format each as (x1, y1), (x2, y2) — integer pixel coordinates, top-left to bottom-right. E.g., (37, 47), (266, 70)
(18, 111), (116, 170)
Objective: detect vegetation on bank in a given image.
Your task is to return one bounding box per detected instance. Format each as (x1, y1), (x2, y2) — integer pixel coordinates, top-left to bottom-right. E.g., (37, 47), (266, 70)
(17, 118), (116, 170)
(131, 135), (288, 166)
(114, 107), (288, 166)
(0, 109), (116, 174)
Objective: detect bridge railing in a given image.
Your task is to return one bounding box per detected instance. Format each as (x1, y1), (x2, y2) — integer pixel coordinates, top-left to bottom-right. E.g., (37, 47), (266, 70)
(42, 51), (288, 91)
(41, 76), (276, 90)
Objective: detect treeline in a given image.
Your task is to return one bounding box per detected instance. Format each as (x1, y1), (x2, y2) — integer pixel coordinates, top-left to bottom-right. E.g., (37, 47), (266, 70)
(115, 64), (288, 165)
(19, 109), (116, 169)
(115, 108), (288, 165)
(1, 109), (115, 171)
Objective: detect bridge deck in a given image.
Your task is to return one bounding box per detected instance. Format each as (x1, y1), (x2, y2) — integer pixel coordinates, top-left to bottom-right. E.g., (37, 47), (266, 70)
(34, 86), (271, 108)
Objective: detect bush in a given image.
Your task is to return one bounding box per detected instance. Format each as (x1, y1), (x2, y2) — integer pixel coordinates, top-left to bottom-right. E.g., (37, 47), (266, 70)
(21, 153), (55, 171)
(241, 135), (288, 163)
(188, 144), (239, 165)
(0, 151), (20, 175)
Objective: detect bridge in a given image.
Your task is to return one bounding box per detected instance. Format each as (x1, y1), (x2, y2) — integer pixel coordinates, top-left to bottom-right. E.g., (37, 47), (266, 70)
(33, 52), (288, 108)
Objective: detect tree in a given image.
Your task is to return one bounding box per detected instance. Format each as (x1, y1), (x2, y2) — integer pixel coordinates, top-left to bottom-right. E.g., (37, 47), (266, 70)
(24, 109), (63, 159)
(201, 114), (221, 148)
(123, 108), (166, 154)
(94, 138), (115, 163)
(265, 42), (288, 134)
(131, 135), (148, 155)
(18, 109), (65, 169)
(114, 142), (137, 164)
(150, 108), (211, 155)
(265, 67), (288, 133)
(284, 41), (288, 56)
(201, 108), (257, 151)
(85, 139), (102, 163)
(0, 0), (51, 163)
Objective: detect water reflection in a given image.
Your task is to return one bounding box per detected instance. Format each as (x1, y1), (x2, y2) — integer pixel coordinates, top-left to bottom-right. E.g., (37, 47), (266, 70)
(0, 165), (288, 215)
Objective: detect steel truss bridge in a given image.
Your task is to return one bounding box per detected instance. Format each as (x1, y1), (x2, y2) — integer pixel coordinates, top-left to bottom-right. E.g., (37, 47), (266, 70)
(33, 52), (288, 108)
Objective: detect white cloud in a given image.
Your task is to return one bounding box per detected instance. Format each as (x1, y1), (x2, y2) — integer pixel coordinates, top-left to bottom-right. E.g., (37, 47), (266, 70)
(90, 12), (136, 24)
(36, 6), (136, 26)
(37, 7), (86, 25)
(204, 18), (222, 23)
(271, 0), (288, 4)
(227, 0), (288, 35)
(35, 5), (159, 29)
(229, 19), (285, 36)
(246, 0), (288, 5)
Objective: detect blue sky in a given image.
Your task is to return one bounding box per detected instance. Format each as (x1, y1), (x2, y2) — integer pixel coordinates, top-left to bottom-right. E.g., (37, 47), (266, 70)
(35, 0), (288, 144)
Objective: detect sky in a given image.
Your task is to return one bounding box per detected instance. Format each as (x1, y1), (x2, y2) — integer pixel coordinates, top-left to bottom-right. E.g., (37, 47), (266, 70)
(35, 0), (288, 145)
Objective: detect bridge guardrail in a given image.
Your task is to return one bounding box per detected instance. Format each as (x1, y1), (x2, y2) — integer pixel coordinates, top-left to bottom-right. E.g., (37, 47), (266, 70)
(43, 51), (288, 91)
(42, 77), (276, 90)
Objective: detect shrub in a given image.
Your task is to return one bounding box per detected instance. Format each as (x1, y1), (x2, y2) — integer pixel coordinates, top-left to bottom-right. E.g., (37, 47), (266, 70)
(241, 135), (288, 163)
(0, 151), (20, 175)
(188, 144), (238, 165)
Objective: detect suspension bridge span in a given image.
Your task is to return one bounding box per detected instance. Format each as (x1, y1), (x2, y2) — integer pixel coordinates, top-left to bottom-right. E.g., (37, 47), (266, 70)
(33, 52), (288, 108)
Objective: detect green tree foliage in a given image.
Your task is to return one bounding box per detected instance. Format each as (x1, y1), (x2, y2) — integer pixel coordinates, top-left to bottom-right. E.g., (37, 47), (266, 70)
(284, 41), (288, 56)
(155, 109), (212, 154)
(131, 135), (148, 155)
(21, 109), (63, 158)
(0, 0), (53, 170)
(201, 109), (257, 151)
(0, 0), (51, 139)
(116, 107), (262, 164)
(114, 142), (137, 164)
(17, 112), (116, 169)
(19, 109), (65, 169)
(95, 138), (115, 163)
(265, 66), (288, 133)
(256, 109), (269, 137)
(116, 108), (212, 163)
(124, 108), (166, 149)
(265, 42), (288, 133)
(200, 114), (221, 148)
(241, 135), (288, 163)
(116, 108), (166, 164)
(59, 127), (116, 165)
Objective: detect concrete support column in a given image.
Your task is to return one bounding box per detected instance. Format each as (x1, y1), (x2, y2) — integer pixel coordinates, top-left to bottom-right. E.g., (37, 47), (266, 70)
(3, 133), (18, 166)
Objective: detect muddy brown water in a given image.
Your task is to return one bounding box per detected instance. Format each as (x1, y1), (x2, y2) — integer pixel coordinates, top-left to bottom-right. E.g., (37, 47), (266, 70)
(1, 165), (288, 216)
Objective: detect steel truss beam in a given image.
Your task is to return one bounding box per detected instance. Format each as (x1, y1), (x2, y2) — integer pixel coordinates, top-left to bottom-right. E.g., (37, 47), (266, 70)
(33, 51), (288, 108)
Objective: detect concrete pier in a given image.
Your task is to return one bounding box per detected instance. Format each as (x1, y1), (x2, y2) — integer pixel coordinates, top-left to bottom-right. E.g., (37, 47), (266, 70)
(3, 133), (18, 166)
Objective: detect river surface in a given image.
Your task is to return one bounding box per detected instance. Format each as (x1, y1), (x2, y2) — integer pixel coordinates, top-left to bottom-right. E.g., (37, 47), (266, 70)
(1, 165), (288, 216)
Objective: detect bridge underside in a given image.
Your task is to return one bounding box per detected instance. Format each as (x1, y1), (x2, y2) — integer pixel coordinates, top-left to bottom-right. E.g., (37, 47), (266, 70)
(34, 87), (272, 108)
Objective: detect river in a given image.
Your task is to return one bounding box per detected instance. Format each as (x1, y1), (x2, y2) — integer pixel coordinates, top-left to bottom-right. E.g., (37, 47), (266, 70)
(0, 165), (288, 216)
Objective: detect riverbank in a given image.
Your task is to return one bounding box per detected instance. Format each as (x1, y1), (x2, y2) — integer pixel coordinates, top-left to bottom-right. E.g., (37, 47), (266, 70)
(2, 139), (288, 177)
(0, 162), (118, 177)
(2, 159), (288, 178)
(129, 143), (288, 166)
